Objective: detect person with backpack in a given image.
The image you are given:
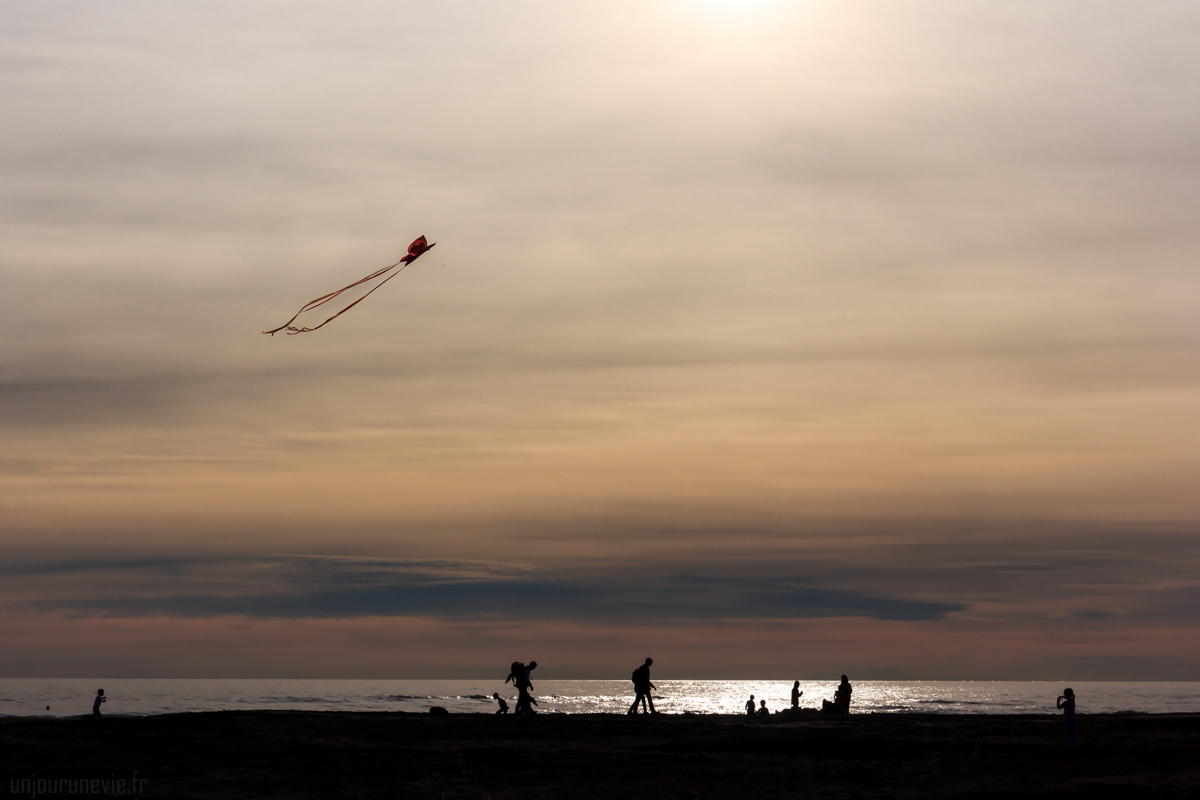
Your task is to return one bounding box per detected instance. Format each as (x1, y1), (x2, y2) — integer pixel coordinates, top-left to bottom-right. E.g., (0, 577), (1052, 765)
(627, 657), (656, 715)
(506, 660), (539, 715)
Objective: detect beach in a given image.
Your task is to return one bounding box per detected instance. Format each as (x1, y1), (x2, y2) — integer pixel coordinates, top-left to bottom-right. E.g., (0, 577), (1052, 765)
(4, 711), (1198, 798)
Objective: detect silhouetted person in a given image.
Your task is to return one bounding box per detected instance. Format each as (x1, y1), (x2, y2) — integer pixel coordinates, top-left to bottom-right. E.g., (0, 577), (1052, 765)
(758, 699), (770, 715)
(92, 689), (105, 719)
(628, 658), (656, 715)
(791, 681), (802, 710)
(505, 661), (526, 714)
(836, 675), (852, 713)
(822, 676), (853, 714)
(1057, 687), (1076, 744)
(493, 693), (509, 715)
(511, 660), (538, 715)
(746, 694), (756, 715)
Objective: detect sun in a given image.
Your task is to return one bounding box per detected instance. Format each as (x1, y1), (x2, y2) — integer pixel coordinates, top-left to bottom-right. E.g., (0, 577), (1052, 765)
(692, 0), (786, 14)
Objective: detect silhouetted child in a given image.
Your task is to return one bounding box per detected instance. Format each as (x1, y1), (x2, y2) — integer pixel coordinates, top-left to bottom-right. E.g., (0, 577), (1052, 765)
(493, 693), (509, 715)
(745, 695), (756, 715)
(92, 689), (105, 718)
(1057, 688), (1076, 744)
(758, 699), (770, 715)
(791, 681), (802, 710)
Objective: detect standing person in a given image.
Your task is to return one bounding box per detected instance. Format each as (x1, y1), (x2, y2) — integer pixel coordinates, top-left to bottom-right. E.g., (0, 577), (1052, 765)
(791, 681), (802, 711)
(1057, 688), (1077, 744)
(746, 694), (756, 715)
(821, 676), (853, 714)
(505, 661), (532, 715)
(627, 658), (656, 715)
(515, 660), (538, 715)
(92, 689), (105, 718)
(833, 675), (853, 713)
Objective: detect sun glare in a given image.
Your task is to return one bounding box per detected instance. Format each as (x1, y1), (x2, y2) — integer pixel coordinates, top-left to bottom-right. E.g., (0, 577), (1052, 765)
(692, 0), (786, 14)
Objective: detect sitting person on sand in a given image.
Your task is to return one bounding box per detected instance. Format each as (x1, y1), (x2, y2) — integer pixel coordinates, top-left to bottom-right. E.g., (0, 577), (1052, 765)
(493, 693), (509, 715)
(92, 689), (105, 719)
(745, 695), (756, 715)
(758, 700), (770, 715)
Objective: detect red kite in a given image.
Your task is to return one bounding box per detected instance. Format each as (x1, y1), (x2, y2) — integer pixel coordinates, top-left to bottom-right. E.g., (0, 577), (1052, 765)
(263, 235), (436, 336)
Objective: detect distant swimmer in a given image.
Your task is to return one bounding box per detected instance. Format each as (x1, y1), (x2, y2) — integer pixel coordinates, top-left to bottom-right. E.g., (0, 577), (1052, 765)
(493, 693), (509, 715)
(92, 689), (105, 719)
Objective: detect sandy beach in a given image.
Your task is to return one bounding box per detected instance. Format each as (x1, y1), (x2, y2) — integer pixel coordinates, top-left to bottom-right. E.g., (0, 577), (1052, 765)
(4, 711), (1198, 798)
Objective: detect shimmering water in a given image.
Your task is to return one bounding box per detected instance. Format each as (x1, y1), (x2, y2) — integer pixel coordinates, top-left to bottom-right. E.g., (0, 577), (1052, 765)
(2, 679), (1197, 718)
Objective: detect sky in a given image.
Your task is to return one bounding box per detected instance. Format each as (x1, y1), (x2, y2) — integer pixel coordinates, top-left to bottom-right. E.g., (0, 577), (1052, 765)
(2, 0), (1199, 680)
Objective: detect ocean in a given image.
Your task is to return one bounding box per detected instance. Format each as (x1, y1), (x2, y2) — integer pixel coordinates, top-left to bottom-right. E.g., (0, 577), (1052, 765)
(3, 679), (1199, 718)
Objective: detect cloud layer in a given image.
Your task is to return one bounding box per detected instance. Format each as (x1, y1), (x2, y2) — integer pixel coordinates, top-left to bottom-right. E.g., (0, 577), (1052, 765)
(2, 0), (1200, 677)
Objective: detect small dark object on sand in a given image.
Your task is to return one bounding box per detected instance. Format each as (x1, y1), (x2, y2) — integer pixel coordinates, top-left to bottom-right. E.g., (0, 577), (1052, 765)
(428, 706), (448, 716)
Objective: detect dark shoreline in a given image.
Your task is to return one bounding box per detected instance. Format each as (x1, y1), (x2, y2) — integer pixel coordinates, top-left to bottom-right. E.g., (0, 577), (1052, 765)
(5, 711), (1198, 798)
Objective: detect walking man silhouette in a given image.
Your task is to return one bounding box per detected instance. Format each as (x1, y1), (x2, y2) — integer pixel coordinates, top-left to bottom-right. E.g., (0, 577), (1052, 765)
(516, 661), (538, 714)
(627, 658), (657, 715)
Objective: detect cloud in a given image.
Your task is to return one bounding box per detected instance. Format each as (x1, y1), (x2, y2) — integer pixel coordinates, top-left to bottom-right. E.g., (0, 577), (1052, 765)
(9, 554), (964, 623)
(1025, 656), (1200, 682)
(2, 0), (1200, 677)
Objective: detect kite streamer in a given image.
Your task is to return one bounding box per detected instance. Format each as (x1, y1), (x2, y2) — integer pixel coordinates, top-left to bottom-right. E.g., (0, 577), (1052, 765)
(263, 235), (436, 336)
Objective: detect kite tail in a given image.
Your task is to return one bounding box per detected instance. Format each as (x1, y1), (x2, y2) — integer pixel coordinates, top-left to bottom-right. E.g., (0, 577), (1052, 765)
(263, 259), (416, 335)
(262, 259), (405, 336)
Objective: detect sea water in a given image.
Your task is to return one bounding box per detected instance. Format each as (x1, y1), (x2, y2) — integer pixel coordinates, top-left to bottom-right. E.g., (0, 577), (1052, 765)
(3, 679), (1199, 718)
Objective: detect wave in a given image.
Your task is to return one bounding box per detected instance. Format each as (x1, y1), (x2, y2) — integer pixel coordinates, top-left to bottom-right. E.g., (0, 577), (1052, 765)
(246, 696), (351, 704)
(373, 694), (492, 701)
